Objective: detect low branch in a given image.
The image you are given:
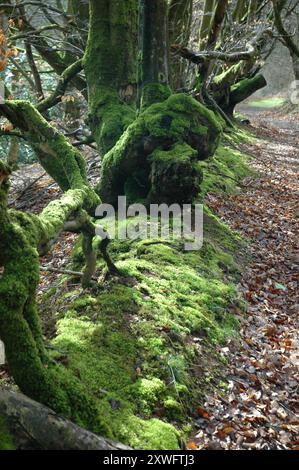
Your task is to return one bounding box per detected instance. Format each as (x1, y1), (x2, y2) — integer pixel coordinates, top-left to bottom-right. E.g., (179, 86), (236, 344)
(171, 43), (255, 64)
(37, 59), (83, 113)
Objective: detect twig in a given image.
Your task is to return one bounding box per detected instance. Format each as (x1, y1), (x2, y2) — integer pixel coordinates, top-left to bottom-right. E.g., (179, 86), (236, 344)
(13, 172), (46, 202)
(40, 266), (98, 281)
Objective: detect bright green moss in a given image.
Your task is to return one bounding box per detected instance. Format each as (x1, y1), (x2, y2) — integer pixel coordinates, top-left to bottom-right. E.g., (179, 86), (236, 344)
(0, 417), (15, 450)
(98, 93), (222, 205)
(129, 378), (167, 416)
(140, 83), (172, 110)
(198, 142), (254, 197)
(39, 200), (246, 449)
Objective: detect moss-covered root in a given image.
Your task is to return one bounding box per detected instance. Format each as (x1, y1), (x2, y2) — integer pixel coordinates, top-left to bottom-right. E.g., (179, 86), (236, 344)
(84, 0), (138, 154)
(97, 93), (222, 205)
(0, 169), (102, 432)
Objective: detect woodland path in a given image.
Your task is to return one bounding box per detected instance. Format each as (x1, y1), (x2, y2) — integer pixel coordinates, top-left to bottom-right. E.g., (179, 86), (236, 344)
(189, 110), (299, 450)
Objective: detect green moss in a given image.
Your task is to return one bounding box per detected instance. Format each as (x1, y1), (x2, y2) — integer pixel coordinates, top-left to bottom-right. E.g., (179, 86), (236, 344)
(198, 144), (254, 196)
(98, 93), (222, 205)
(38, 199), (245, 449)
(149, 143), (203, 203)
(129, 378), (167, 416)
(0, 417), (15, 450)
(140, 83), (172, 110)
(246, 97), (286, 109)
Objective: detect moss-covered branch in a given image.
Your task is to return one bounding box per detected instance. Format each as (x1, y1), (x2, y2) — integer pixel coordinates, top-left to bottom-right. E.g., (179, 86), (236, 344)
(0, 100), (91, 196)
(0, 161), (106, 432)
(37, 59), (83, 113)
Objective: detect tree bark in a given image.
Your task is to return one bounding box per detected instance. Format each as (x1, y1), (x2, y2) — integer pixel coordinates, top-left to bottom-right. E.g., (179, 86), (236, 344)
(169, 0), (193, 91)
(138, 0), (171, 109)
(84, 0), (138, 154)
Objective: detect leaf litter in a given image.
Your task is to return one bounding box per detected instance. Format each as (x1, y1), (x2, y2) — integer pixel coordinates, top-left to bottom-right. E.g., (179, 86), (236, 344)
(188, 110), (299, 450)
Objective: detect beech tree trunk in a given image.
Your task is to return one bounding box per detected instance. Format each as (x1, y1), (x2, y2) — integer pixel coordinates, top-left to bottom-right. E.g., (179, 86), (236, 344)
(169, 0), (193, 91)
(84, 0), (138, 153)
(138, 0), (171, 109)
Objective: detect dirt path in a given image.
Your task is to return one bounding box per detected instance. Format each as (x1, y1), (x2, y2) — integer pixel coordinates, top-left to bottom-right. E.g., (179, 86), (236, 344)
(189, 112), (299, 450)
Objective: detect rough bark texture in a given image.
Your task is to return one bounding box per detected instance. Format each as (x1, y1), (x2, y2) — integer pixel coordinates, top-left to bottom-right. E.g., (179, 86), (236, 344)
(84, 0), (138, 153)
(169, 0), (193, 91)
(0, 387), (131, 450)
(139, 0), (171, 109)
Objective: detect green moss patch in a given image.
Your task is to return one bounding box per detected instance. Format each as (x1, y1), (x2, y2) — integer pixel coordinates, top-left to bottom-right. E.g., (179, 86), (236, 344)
(42, 204), (244, 449)
(246, 97), (286, 109)
(199, 144), (253, 196)
(0, 417), (15, 450)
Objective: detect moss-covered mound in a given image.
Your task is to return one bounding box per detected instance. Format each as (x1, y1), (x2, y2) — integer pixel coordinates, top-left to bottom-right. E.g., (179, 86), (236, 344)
(98, 93), (222, 206)
(40, 210), (246, 449)
(15, 132), (250, 449)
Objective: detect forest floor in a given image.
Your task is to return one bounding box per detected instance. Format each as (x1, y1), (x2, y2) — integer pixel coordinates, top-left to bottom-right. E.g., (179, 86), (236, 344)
(188, 108), (299, 450)
(1, 107), (298, 450)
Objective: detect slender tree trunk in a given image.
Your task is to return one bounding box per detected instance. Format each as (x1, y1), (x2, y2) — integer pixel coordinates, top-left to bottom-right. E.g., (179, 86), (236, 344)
(138, 0), (171, 109)
(169, 0), (193, 91)
(84, 0), (138, 154)
(199, 0), (215, 51)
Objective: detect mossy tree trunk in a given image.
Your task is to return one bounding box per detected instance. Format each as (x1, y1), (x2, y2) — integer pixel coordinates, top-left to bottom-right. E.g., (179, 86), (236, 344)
(98, 0), (222, 206)
(138, 0), (171, 109)
(0, 160), (105, 432)
(84, 0), (138, 154)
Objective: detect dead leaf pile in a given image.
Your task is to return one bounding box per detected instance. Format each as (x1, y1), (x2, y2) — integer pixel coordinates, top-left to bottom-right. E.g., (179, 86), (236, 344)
(189, 111), (299, 450)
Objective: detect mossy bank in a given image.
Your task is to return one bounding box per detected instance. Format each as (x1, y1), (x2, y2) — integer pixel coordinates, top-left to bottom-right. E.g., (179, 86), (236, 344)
(37, 137), (251, 450)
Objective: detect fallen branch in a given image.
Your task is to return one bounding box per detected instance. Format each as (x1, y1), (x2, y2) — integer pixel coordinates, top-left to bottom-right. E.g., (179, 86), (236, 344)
(0, 387), (131, 450)
(40, 265), (98, 281)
